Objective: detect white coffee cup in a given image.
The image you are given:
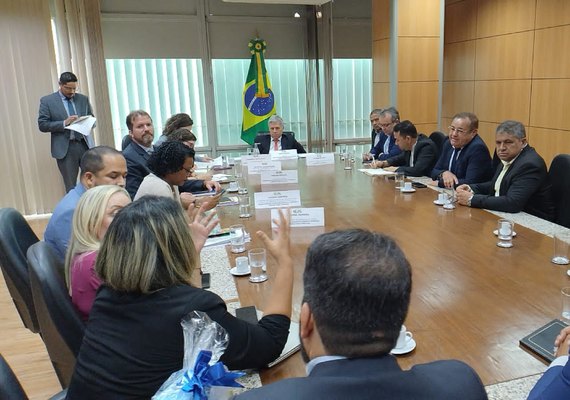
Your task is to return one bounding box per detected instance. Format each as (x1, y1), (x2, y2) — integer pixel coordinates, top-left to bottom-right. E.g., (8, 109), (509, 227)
(229, 181), (238, 191)
(437, 193), (446, 203)
(235, 256), (249, 274)
(395, 324), (413, 349)
(403, 182), (413, 191)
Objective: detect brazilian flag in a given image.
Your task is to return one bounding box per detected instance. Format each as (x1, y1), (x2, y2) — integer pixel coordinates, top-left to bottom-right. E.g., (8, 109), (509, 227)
(241, 38), (277, 145)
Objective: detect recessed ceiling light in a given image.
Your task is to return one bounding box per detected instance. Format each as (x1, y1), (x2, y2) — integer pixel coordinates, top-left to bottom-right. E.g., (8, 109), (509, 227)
(294, 12), (301, 18)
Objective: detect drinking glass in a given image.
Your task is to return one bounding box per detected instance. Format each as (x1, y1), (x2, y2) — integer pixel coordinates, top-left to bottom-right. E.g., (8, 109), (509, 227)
(238, 194), (251, 218)
(248, 248), (268, 283)
(496, 219), (514, 248)
(230, 224), (246, 253)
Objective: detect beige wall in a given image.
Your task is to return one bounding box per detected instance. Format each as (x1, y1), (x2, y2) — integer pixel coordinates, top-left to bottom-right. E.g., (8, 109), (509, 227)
(443, 0), (570, 167)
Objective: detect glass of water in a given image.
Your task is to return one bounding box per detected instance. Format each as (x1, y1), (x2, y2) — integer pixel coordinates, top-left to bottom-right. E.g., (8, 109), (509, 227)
(248, 248), (268, 283)
(238, 194), (251, 218)
(230, 224), (246, 253)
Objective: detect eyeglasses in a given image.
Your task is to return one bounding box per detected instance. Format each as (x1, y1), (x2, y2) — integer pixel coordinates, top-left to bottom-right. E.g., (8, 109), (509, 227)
(448, 126), (471, 135)
(182, 166), (194, 174)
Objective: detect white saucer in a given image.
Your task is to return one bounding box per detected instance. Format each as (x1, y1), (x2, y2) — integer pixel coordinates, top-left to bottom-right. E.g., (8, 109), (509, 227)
(493, 229), (517, 237)
(390, 338), (416, 355)
(230, 266), (250, 276)
(227, 188), (239, 193)
(433, 199), (446, 206)
(400, 188), (416, 193)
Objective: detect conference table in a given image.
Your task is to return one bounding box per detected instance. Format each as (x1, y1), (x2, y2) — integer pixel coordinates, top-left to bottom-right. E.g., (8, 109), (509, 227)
(214, 156), (568, 386)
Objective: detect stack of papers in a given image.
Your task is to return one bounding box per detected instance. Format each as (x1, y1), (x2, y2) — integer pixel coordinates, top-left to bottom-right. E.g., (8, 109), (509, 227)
(358, 168), (396, 176)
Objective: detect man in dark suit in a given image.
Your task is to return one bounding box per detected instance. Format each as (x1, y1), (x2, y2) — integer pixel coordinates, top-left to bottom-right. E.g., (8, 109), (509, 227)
(253, 115), (306, 154)
(38, 72), (94, 192)
(236, 230), (487, 400)
(456, 120), (555, 221)
(364, 107), (402, 162)
(430, 112), (493, 188)
(373, 120), (438, 177)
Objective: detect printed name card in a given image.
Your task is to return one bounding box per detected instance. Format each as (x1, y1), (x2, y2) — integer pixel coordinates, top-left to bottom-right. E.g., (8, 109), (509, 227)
(241, 154), (271, 165)
(254, 190), (302, 209)
(260, 170), (299, 185)
(247, 160), (282, 175)
(271, 207), (325, 228)
(305, 153), (335, 166)
(270, 149), (298, 161)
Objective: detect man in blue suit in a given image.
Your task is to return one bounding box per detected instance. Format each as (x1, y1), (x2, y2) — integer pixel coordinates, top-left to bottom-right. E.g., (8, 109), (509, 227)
(236, 230), (487, 400)
(430, 112), (493, 188)
(527, 326), (570, 399)
(365, 107), (402, 161)
(38, 72), (94, 192)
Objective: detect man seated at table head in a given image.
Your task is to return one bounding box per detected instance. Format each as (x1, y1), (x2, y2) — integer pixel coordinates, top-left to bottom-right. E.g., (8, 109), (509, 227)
(44, 146), (127, 262)
(456, 120), (555, 221)
(365, 107), (402, 161)
(236, 229), (487, 400)
(253, 114), (306, 154)
(373, 120), (438, 177)
(123, 110), (218, 199)
(430, 112), (493, 188)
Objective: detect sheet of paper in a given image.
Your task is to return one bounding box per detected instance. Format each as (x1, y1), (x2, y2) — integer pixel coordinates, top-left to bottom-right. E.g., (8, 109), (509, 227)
(271, 207), (324, 228)
(359, 168), (396, 176)
(67, 116), (96, 136)
(270, 149), (298, 161)
(247, 160), (282, 175)
(254, 190), (301, 209)
(260, 170), (299, 185)
(305, 152), (335, 166)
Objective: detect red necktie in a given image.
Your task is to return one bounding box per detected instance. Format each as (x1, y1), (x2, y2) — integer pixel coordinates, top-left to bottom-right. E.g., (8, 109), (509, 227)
(273, 139), (278, 151)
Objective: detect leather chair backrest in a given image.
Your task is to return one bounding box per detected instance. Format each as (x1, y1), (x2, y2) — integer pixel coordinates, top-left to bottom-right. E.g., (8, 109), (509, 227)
(0, 208), (40, 333)
(549, 154), (570, 228)
(429, 131), (447, 156)
(0, 354), (27, 400)
(27, 242), (85, 388)
(256, 131), (296, 138)
(122, 134), (133, 150)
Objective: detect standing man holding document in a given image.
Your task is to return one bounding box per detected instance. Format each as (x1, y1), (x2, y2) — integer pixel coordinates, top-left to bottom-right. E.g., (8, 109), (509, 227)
(38, 72), (95, 192)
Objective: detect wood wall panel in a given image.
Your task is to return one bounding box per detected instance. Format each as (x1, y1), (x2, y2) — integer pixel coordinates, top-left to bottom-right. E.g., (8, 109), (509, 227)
(527, 127), (570, 168)
(398, 0), (440, 37)
(530, 79), (570, 131)
(373, 39), (390, 82)
(442, 81), (475, 119)
(444, 0), (478, 43)
(372, 0), (390, 40)
(415, 123), (439, 136)
(443, 40), (476, 81)
(398, 82), (439, 124)
(476, 0), (535, 38)
(535, 0), (570, 29)
(477, 121), (500, 151)
(475, 32), (534, 80)
(474, 80), (531, 125)
(373, 82), (390, 109)
(533, 26), (570, 79)
(398, 37), (439, 81)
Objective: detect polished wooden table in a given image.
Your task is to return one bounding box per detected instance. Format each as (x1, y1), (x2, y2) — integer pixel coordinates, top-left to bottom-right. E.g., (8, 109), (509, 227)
(216, 158), (569, 386)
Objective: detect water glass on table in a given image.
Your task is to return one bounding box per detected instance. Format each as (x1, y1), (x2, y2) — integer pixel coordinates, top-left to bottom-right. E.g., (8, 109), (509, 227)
(394, 172), (404, 189)
(248, 248), (268, 283)
(552, 232), (570, 265)
(230, 224), (246, 254)
(238, 194), (251, 218)
(562, 287), (570, 320)
(496, 219), (514, 248)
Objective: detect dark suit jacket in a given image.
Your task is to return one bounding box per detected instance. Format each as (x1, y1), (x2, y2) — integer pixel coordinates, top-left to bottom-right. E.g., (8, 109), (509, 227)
(370, 133), (401, 161)
(431, 134), (493, 188)
(123, 142), (205, 199)
(470, 145), (555, 221)
(235, 356), (488, 400)
(371, 129), (381, 149)
(254, 133), (306, 154)
(386, 134), (438, 177)
(38, 91), (93, 159)
(527, 358), (570, 400)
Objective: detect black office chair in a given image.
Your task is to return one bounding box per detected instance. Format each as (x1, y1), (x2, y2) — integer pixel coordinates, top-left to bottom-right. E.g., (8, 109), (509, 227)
(549, 154), (570, 228)
(27, 242), (85, 389)
(256, 130), (296, 138)
(0, 208), (40, 333)
(0, 354), (67, 400)
(429, 131), (447, 156)
(121, 134), (132, 150)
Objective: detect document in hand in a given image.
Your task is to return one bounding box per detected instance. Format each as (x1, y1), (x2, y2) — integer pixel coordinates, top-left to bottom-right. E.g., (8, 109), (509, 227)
(68, 115), (96, 136)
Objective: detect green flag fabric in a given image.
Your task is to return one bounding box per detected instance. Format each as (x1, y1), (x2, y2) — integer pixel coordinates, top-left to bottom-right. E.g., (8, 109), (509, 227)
(240, 38), (277, 145)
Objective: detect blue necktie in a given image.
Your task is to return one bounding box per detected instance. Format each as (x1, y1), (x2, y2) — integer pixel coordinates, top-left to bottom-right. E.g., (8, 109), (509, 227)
(65, 98), (77, 140)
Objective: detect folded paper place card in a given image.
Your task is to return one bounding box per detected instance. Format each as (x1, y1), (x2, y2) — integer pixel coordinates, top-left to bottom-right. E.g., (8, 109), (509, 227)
(260, 170), (299, 185)
(241, 154), (271, 165)
(271, 207), (324, 228)
(254, 190), (301, 209)
(305, 153), (335, 166)
(270, 149), (298, 161)
(247, 160), (282, 175)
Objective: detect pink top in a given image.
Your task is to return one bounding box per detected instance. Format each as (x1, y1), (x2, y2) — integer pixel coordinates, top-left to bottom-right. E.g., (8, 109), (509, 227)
(70, 251), (102, 321)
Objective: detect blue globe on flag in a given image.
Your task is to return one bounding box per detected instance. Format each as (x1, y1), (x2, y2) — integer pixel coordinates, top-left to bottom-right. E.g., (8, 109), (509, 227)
(244, 84), (275, 117)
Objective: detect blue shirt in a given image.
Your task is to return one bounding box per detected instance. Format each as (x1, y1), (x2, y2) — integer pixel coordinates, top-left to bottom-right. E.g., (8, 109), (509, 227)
(44, 183), (87, 262)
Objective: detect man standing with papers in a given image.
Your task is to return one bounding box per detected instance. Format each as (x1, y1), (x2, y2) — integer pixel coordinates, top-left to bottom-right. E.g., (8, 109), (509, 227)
(38, 72), (94, 192)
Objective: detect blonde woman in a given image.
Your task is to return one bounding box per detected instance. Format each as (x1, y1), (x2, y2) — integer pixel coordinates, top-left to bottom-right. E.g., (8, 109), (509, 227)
(66, 196), (293, 399)
(65, 185), (131, 321)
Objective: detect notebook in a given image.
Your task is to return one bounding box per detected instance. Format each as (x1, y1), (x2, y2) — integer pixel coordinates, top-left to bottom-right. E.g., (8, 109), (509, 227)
(267, 321), (301, 368)
(519, 319), (569, 364)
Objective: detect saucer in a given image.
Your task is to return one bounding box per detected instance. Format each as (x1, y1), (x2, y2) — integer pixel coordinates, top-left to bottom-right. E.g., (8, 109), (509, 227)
(227, 187), (239, 193)
(390, 338), (416, 355)
(493, 229), (517, 237)
(433, 199), (446, 206)
(230, 266), (250, 276)
(400, 188), (416, 193)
